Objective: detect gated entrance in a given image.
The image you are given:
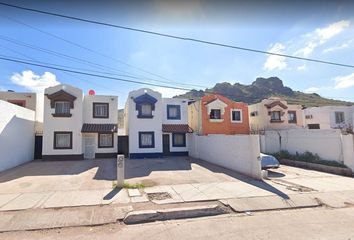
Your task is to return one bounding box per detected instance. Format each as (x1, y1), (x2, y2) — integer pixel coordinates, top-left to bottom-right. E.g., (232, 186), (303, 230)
(118, 135), (129, 158)
(163, 134), (170, 156)
(34, 135), (42, 159)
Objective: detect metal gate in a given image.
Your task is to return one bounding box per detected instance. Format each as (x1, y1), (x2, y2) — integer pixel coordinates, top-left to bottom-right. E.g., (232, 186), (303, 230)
(34, 135), (42, 159)
(118, 135), (129, 157)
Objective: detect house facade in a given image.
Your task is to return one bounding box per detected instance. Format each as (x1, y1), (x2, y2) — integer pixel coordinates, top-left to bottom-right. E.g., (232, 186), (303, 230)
(248, 98), (304, 132)
(124, 88), (191, 159)
(0, 91), (43, 135)
(42, 84), (118, 160)
(188, 94), (250, 135)
(304, 106), (354, 130)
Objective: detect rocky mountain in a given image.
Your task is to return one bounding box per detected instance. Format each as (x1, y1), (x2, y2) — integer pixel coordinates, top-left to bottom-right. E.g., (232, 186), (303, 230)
(176, 77), (352, 107)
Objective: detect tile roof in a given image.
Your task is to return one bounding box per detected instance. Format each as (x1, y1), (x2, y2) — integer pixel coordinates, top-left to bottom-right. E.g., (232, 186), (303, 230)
(264, 100), (288, 109)
(81, 123), (117, 133)
(162, 124), (193, 133)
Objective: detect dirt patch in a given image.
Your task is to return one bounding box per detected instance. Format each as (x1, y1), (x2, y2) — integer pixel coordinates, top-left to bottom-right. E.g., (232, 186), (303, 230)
(140, 180), (157, 187)
(147, 192), (172, 201)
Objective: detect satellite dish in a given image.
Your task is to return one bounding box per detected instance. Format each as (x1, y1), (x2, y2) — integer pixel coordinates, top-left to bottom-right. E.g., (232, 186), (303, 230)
(89, 89), (95, 95)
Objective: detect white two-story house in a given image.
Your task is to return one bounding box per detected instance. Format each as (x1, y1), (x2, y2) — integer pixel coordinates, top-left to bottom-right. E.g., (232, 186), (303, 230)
(304, 106), (354, 130)
(42, 84), (118, 160)
(124, 88), (191, 159)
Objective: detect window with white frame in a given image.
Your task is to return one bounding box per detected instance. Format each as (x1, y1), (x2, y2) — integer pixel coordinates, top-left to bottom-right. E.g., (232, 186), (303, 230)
(210, 109), (221, 119)
(54, 132), (72, 149)
(231, 109), (242, 122)
(93, 103), (109, 118)
(139, 132), (154, 148)
(98, 133), (113, 148)
(55, 101), (70, 115)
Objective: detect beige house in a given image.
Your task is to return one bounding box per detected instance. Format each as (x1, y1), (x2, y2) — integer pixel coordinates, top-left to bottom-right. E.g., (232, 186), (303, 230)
(248, 98), (304, 132)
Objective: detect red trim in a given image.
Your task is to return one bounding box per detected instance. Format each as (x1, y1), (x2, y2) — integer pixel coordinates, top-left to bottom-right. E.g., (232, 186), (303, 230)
(8, 100), (26, 107)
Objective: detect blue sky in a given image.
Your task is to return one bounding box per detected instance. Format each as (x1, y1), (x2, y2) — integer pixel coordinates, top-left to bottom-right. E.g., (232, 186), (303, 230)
(0, 0), (354, 108)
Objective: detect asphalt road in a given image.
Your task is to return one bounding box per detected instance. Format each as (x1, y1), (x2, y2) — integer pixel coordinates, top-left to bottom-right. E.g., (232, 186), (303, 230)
(2, 207), (354, 240)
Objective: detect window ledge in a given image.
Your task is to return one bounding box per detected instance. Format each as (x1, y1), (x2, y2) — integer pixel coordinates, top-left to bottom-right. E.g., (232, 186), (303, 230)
(288, 121), (297, 124)
(231, 120), (242, 123)
(137, 115), (153, 119)
(52, 113), (72, 117)
(209, 119), (223, 122)
(270, 120), (284, 123)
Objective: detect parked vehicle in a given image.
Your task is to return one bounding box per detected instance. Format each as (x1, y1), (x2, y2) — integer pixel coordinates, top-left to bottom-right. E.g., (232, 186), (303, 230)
(260, 153), (280, 170)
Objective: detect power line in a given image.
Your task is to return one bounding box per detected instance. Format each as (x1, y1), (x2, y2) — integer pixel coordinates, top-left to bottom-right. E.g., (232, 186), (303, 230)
(0, 12), (207, 88)
(0, 34), (207, 89)
(0, 55), (193, 91)
(0, 2), (354, 69)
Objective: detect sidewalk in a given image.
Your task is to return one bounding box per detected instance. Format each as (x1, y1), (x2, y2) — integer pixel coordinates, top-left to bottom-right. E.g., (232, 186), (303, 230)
(3, 190), (354, 232)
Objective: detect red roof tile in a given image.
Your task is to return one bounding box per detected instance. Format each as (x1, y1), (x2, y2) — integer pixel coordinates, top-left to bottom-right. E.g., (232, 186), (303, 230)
(81, 123), (117, 133)
(162, 124), (193, 133)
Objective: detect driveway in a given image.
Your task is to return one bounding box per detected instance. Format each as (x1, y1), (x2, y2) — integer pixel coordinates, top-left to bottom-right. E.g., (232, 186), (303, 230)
(267, 165), (354, 193)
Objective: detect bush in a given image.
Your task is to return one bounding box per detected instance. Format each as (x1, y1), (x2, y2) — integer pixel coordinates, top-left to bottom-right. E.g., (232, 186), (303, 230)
(273, 150), (347, 168)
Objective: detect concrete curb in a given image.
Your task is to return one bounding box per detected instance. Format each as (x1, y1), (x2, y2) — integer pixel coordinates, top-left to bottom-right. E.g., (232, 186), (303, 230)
(279, 159), (353, 177)
(123, 204), (227, 224)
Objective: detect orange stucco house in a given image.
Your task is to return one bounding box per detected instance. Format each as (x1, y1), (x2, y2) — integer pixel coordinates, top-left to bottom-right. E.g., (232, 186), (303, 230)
(188, 94), (250, 135)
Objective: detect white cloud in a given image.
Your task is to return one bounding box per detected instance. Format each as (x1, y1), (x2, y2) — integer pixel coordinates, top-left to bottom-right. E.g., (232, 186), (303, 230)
(294, 42), (318, 57)
(304, 87), (320, 93)
(315, 20), (350, 44)
(10, 70), (60, 92)
(297, 64), (307, 71)
(263, 43), (287, 71)
(152, 87), (187, 98)
(334, 72), (354, 89)
(322, 40), (352, 53)
(294, 20), (350, 57)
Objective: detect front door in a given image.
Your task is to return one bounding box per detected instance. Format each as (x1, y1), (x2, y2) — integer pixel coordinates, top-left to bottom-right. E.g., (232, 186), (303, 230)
(163, 134), (170, 156)
(84, 136), (95, 159)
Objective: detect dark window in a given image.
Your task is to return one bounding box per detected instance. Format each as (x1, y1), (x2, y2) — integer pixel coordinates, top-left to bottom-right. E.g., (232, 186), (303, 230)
(54, 132), (72, 149)
(7, 100), (26, 107)
(231, 110), (242, 122)
(139, 132), (155, 148)
(308, 124), (320, 129)
(270, 111), (281, 121)
(167, 105), (181, 119)
(93, 103), (109, 118)
(335, 112), (345, 124)
(250, 111), (258, 117)
(210, 109), (221, 119)
(288, 111), (297, 123)
(172, 133), (186, 147)
(98, 133), (113, 148)
(54, 101), (71, 117)
(137, 103), (153, 118)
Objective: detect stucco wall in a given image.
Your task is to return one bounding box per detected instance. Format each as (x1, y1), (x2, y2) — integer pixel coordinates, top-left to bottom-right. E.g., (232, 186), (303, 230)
(162, 98), (188, 124)
(42, 85), (83, 156)
(0, 91), (44, 134)
(0, 100), (35, 172)
(83, 95), (118, 124)
(127, 88), (163, 154)
(304, 106), (353, 129)
(261, 129), (354, 171)
(249, 98), (304, 131)
(189, 95), (250, 135)
(188, 134), (262, 179)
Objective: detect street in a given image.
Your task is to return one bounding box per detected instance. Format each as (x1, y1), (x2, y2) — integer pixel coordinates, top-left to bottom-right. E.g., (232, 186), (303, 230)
(2, 207), (354, 240)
